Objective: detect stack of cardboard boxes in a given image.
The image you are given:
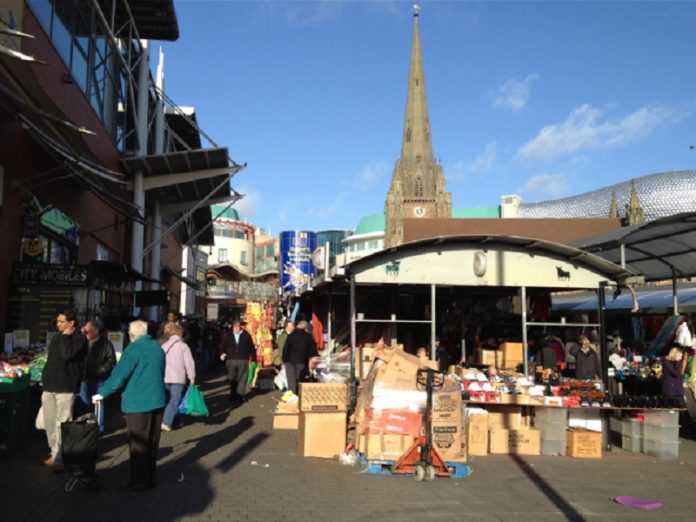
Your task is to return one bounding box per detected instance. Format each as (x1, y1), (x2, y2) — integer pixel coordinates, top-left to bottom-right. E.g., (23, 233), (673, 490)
(356, 346), (467, 463)
(298, 383), (348, 459)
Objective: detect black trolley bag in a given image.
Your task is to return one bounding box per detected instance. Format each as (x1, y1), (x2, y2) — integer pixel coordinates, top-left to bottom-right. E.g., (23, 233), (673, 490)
(60, 402), (101, 493)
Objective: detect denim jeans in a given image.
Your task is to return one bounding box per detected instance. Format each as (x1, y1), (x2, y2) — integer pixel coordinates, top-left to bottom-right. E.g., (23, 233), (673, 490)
(78, 380), (104, 432)
(163, 383), (185, 428)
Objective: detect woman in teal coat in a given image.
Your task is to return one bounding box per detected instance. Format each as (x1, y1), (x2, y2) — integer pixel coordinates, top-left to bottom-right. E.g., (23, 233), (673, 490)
(93, 320), (165, 492)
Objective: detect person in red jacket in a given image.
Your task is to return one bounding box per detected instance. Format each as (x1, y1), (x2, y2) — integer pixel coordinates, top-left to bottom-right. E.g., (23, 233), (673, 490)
(219, 321), (256, 403)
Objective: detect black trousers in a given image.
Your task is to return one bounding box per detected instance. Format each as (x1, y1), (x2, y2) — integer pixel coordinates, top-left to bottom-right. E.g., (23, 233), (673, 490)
(124, 409), (163, 487)
(226, 359), (249, 399)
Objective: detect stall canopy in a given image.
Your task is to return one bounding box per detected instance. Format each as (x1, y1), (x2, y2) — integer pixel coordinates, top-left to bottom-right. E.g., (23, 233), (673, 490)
(569, 212), (696, 282)
(552, 284), (696, 312)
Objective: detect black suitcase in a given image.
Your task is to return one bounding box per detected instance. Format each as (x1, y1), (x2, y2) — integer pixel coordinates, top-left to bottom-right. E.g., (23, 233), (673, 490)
(60, 402), (101, 493)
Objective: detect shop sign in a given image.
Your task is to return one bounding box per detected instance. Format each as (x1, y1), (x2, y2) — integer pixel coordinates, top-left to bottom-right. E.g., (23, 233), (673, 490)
(13, 329), (29, 348)
(107, 332), (124, 355)
(12, 262), (88, 287)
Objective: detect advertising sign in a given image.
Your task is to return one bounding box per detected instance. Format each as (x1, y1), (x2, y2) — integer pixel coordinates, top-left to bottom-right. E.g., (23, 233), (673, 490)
(279, 231), (317, 293)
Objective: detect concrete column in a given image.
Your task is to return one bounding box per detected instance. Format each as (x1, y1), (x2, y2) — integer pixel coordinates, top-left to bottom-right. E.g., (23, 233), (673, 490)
(136, 41), (149, 155)
(131, 170), (145, 316)
(520, 286), (528, 375)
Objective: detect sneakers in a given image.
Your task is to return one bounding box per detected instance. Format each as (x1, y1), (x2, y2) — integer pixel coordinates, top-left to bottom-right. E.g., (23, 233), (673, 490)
(161, 424), (172, 432)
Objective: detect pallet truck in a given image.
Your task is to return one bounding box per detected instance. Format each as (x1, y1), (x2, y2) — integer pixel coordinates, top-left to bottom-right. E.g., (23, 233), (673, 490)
(391, 368), (451, 481)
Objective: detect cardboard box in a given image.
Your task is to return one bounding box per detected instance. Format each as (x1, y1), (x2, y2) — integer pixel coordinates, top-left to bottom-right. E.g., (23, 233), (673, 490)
(275, 401), (299, 414)
(500, 342), (523, 368)
(466, 412), (489, 456)
(358, 433), (414, 460)
(299, 383), (348, 412)
(477, 349), (497, 366)
(486, 405), (523, 430)
(299, 412), (347, 458)
(273, 413), (299, 430)
(432, 385), (464, 461)
(567, 429), (602, 459)
(489, 428), (540, 455)
(495, 350), (504, 368)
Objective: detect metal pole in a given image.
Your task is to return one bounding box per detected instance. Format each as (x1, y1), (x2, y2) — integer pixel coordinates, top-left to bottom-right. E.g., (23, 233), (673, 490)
(130, 170), (145, 316)
(149, 200), (161, 322)
(672, 269), (679, 315)
(598, 283), (609, 392)
(349, 277), (357, 415)
(521, 286), (528, 375)
(430, 284), (436, 360)
(327, 292), (333, 353)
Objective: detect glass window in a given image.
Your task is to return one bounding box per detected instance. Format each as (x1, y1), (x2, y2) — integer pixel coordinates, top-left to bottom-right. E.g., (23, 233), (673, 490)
(96, 243), (109, 261)
(368, 240), (379, 250)
(27, 1), (53, 35)
(266, 244), (274, 256)
(357, 242), (365, 251)
(218, 249), (228, 263)
(240, 251), (248, 266)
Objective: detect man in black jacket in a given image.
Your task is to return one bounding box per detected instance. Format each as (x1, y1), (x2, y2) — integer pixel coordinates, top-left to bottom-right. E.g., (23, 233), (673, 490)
(77, 319), (116, 432)
(40, 310), (87, 467)
(282, 320), (318, 394)
(219, 321), (256, 402)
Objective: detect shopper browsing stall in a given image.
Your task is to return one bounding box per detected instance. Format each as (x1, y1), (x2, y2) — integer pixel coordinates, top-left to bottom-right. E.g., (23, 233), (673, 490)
(569, 335), (601, 380)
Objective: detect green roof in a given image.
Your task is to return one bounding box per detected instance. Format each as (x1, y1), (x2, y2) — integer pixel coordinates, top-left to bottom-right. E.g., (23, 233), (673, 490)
(452, 207), (500, 218)
(211, 204), (240, 221)
(354, 214), (385, 234)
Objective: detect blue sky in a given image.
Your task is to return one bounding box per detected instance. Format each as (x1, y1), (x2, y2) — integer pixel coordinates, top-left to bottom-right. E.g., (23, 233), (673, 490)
(161, 1), (696, 235)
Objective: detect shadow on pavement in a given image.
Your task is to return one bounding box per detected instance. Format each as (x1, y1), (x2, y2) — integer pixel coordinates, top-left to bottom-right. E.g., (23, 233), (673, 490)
(510, 454), (586, 522)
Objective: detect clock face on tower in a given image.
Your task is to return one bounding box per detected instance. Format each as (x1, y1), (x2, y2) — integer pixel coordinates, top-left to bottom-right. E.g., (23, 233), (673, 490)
(413, 206), (426, 218)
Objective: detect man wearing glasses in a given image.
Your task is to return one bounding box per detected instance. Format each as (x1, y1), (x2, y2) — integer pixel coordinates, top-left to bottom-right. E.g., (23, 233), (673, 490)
(40, 310), (87, 468)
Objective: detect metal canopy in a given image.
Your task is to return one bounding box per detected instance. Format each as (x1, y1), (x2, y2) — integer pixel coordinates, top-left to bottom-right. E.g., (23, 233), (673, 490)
(553, 283), (696, 312)
(346, 234), (633, 288)
(121, 147), (241, 246)
(568, 212), (696, 282)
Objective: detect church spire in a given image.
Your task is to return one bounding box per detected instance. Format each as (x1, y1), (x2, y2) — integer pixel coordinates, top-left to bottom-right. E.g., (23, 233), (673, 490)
(400, 5), (433, 165)
(384, 5), (451, 248)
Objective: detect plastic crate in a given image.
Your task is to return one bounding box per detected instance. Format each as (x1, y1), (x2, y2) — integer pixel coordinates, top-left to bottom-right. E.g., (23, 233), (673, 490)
(0, 375), (30, 393)
(621, 434), (642, 453)
(643, 411), (679, 427)
(534, 408), (567, 425)
(541, 438), (566, 456)
(642, 423), (680, 443)
(621, 419), (643, 437)
(643, 438), (679, 459)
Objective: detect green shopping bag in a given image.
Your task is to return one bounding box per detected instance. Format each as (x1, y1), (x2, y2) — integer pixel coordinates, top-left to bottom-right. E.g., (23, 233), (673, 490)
(246, 362), (257, 384)
(181, 384), (209, 416)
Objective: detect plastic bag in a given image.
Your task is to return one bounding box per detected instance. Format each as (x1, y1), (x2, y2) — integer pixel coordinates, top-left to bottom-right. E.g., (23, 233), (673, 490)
(247, 362), (257, 384)
(676, 322), (692, 348)
(274, 366), (288, 391)
(179, 384), (209, 416)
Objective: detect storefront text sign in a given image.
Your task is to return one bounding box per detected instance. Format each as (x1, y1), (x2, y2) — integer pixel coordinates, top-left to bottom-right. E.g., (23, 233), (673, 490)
(107, 332), (124, 354)
(11, 263), (88, 287)
(13, 330), (30, 348)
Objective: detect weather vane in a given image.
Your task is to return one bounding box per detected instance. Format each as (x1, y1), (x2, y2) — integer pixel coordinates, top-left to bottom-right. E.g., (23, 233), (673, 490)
(414, 4), (420, 17)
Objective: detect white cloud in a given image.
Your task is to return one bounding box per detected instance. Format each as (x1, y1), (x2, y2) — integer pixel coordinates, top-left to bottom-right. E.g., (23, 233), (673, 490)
(448, 142), (498, 181)
(349, 160), (389, 191)
(518, 103), (678, 161)
(230, 188), (260, 220)
(492, 74), (539, 112)
(519, 173), (568, 197)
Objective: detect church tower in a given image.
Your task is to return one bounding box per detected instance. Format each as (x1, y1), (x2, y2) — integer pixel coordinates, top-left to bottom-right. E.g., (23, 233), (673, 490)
(385, 5), (452, 248)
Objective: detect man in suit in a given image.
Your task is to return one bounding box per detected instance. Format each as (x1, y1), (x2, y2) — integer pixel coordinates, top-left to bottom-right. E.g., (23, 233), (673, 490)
(219, 320), (256, 403)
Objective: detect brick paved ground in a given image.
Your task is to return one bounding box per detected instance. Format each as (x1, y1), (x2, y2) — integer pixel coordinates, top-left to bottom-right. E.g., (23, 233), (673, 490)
(2, 372), (695, 522)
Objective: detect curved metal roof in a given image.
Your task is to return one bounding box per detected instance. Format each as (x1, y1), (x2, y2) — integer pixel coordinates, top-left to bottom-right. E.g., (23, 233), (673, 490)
(568, 212), (696, 282)
(347, 234), (632, 283)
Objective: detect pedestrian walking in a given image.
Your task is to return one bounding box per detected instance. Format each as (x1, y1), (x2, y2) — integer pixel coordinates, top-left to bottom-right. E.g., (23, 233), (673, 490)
(92, 320), (165, 492)
(282, 320), (318, 394)
(160, 322), (196, 431)
(219, 320), (256, 403)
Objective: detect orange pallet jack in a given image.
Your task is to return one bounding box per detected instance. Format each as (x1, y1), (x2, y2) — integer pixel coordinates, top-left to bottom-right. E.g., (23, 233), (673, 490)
(391, 368), (451, 481)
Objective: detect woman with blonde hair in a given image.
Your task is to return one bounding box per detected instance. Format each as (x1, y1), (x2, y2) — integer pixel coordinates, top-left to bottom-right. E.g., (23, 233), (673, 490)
(662, 346), (686, 409)
(160, 322), (196, 431)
